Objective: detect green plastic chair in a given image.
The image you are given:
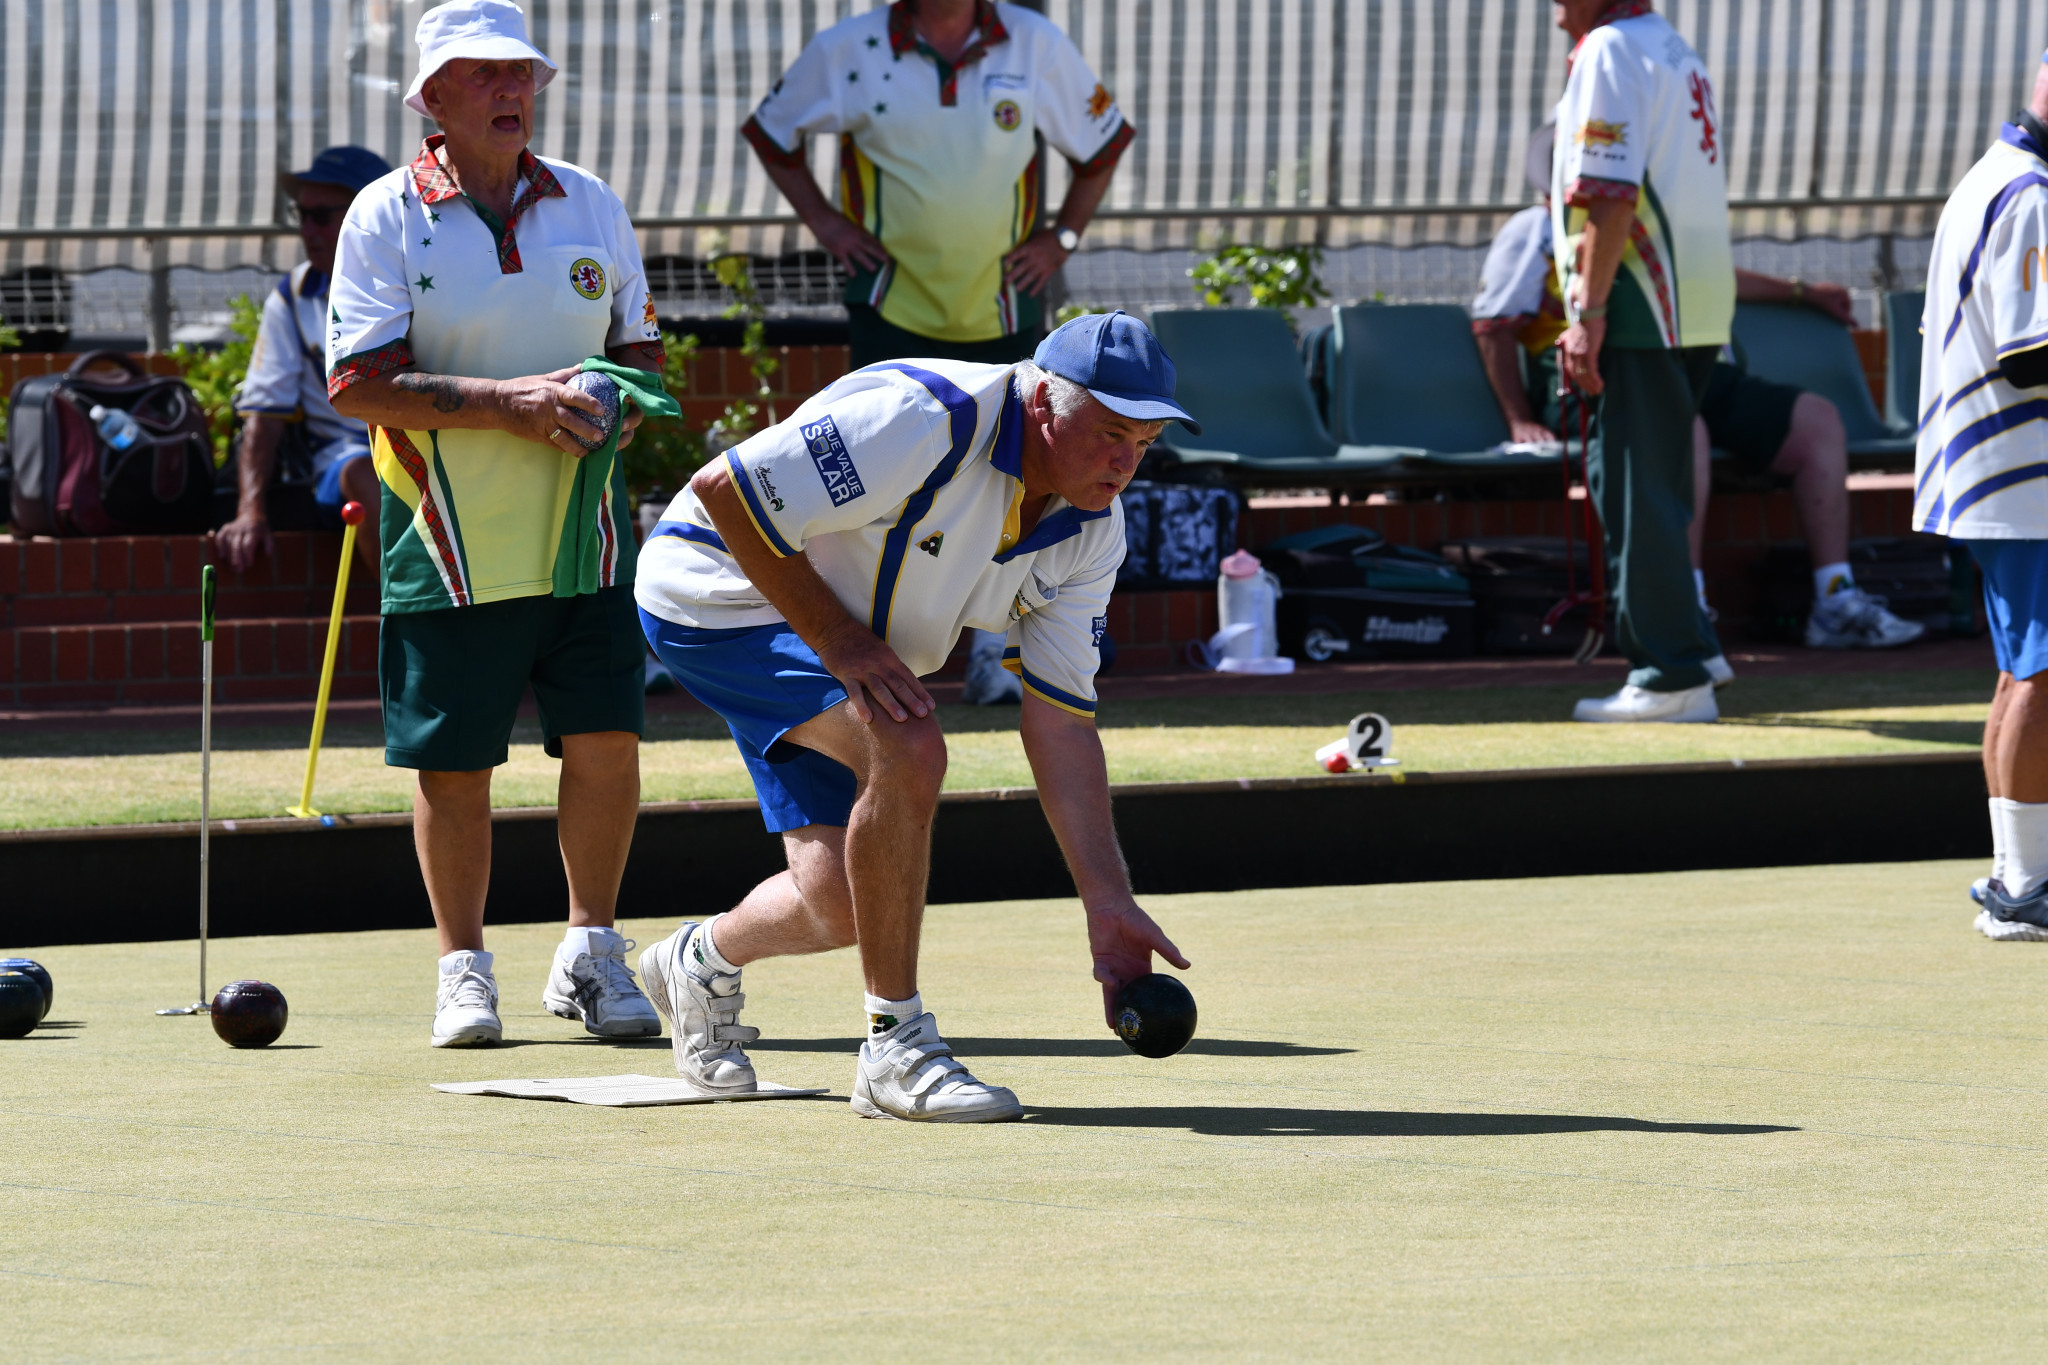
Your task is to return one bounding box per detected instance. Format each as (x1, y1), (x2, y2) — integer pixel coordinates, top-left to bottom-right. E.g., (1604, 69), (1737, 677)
(1328, 304), (1515, 454)
(1728, 301), (1915, 467)
(1883, 289), (1926, 433)
(1148, 308), (1408, 485)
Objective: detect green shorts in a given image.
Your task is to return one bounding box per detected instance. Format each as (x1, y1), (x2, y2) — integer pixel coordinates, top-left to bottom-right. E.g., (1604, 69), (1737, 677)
(379, 585), (646, 771)
(1699, 361), (1803, 475)
(847, 304), (1043, 371)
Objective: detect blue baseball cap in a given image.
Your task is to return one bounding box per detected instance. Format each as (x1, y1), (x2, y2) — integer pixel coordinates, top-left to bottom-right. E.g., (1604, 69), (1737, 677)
(282, 146), (393, 197)
(1032, 310), (1202, 435)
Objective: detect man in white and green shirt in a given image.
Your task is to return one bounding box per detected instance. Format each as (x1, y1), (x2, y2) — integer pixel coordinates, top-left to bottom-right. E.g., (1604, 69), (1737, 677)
(328, 0), (671, 1049)
(1552, 0), (1735, 723)
(744, 0), (1133, 368)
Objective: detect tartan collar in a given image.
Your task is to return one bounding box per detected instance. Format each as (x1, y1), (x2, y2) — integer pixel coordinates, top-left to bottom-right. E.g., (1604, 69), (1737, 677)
(887, 1), (1009, 63)
(407, 134), (563, 209)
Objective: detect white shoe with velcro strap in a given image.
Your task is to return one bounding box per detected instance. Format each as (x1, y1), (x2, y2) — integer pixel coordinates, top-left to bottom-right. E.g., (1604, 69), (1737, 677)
(637, 922), (759, 1093)
(852, 1012), (1023, 1123)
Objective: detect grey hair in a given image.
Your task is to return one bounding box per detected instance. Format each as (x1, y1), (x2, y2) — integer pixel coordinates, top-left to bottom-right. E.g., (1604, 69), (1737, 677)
(1013, 361), (1095, 420)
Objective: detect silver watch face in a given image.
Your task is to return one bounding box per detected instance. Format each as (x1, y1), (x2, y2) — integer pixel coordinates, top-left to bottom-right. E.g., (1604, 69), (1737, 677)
(1056, 228), (1080, 252)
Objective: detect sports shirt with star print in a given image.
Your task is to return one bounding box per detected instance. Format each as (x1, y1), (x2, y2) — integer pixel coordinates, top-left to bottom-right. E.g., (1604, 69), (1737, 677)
(1550, 3), (1734, 351)
(745, 1), (1133, 346)
(636, 361), (1125, 718)
(325, 136), (664, 613)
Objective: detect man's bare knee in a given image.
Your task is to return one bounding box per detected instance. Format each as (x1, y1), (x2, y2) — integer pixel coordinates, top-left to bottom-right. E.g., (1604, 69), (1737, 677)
(1774, 393), (1847, 479)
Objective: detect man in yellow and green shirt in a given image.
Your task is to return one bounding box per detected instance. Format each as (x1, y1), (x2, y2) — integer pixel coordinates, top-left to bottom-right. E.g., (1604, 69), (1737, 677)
(744, 0), (1133, 368)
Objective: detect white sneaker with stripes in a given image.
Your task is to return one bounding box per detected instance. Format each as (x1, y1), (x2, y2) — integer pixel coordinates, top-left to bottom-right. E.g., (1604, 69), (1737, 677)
(852, 1012), (1023, 1123)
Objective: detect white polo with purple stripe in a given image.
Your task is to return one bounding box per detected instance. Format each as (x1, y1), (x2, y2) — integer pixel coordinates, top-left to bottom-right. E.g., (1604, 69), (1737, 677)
(1916, 125), (2048, 538)
(633, 359), (1125, 717)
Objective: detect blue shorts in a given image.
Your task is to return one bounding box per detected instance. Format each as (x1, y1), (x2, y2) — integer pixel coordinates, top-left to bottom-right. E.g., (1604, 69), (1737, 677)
(1962, 539), (2048, 680)
(313, 444), (373, 527)
(638, 609), (855, 833)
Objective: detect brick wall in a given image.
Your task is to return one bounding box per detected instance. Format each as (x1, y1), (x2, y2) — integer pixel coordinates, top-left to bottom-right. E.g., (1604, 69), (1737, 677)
(0, 532), (378, 708)
(671, 345), (851, 431)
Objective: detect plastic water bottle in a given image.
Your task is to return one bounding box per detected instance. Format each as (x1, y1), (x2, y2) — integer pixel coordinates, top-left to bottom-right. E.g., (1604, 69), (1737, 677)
(88, 404), (143, 451)
(1213, 549), (1294, 674)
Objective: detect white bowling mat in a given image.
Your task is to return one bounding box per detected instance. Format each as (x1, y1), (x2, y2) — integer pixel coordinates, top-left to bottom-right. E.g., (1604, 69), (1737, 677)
(432, 1075), (829, 1107)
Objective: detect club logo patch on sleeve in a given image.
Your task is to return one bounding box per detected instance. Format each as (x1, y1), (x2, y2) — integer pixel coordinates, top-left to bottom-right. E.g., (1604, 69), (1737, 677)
(1091, 614), (1108, 647)
(801, 414), (866, 507)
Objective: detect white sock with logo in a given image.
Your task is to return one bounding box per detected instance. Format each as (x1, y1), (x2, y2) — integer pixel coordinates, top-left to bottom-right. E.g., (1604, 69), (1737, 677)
(691, 914), (741, 978)
(1814, 562), (1854, 599)
(865, 991), (924, 1042)
(1991, 797), (2009, 888)
(560, 926), (613, 959)
(1996, 798), (2048, 899)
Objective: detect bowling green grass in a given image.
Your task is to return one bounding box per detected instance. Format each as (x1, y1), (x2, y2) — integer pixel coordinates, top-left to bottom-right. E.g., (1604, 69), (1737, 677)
(9, 862), (2048, 1360)
(0, 668), (1992, 830)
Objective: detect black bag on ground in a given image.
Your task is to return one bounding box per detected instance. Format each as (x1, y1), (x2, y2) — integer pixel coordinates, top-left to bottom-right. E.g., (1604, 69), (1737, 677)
(1751, 535), (1972, 642)
(1262, 525), (1476, 662)
(1438, 537), (1602, 655)
(6, 351), (214, 536)
(1118, 480), (1241, 588)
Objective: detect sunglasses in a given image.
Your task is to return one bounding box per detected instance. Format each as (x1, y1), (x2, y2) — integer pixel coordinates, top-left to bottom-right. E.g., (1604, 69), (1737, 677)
(290, 204), (347, 229)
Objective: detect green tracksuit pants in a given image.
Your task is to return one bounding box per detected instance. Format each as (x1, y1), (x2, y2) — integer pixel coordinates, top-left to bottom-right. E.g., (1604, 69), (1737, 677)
(1586, 345), (1723, 693)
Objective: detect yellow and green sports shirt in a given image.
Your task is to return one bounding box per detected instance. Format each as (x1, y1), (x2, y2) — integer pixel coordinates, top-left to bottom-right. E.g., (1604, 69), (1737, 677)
(745, 1), (1133, 345)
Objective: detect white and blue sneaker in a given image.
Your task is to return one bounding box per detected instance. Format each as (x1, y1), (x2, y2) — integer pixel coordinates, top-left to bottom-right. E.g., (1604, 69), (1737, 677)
(852, 1012), (1023, 1123)
(1971, 877), (1992, 907)
(544, 928), (662, 1038)
(1806, 587), (1927, 650)
(1976, 880), (2048, 942)
(636, 922), (759, 1093)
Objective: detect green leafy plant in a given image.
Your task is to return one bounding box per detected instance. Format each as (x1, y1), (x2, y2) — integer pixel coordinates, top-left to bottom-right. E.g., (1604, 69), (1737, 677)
(1188, 244), (1328, 323)
(1054, 303), (1114, 325)
(168, 294), (262, 465)
(620, 329), (707, 505)
(0, 310), (19, 352)
(707, 253), (781, 452)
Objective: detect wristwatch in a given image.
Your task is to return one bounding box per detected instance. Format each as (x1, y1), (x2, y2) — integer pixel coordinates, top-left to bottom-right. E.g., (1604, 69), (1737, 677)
(1055, 226), (1081, 253)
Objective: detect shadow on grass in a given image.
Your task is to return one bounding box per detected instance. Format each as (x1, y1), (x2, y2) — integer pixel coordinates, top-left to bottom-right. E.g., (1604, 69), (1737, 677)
(1716, 714), (1983, 746)
(747, 1036), (1354, 1058)
(1021, 1106), (1798, 1137)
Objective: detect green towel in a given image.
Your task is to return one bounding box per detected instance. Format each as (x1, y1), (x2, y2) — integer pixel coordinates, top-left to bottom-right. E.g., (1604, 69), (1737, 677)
(554, 356), (682, 598)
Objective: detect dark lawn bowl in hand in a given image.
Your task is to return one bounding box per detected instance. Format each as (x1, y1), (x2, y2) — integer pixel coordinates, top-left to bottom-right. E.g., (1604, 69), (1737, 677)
(1112, 973), (1198, 1059)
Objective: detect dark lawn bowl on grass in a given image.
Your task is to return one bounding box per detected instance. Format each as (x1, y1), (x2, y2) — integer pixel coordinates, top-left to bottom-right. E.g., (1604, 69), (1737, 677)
(0, 958), (52, 1020)
(1113, 973), (1199, 1058)
(0, 971), (43, 1038)
(210, 980), (289, 1048)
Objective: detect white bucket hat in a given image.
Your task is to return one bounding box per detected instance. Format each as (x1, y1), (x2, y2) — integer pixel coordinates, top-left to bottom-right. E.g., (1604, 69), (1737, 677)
(403, 0), (557, 118)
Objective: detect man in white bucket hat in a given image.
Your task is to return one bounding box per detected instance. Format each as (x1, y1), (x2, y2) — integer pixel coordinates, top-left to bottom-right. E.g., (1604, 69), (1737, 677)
(327, 0), (671, 1049)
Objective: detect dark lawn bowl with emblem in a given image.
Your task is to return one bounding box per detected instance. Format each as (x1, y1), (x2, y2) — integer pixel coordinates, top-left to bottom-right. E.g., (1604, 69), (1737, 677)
(211, 979), (290, 1048)
(566, 370), (622, 451)
(0, 971), (44, 1038)
(0, 958), (52, 1021)
(1112, 972), (1198, 1059)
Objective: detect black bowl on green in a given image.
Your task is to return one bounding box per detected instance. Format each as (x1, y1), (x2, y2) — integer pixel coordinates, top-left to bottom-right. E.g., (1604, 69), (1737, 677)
(211, 980), (289, 1048)
(0, 972), (42, 1038)
(0, 958), (51, 1021)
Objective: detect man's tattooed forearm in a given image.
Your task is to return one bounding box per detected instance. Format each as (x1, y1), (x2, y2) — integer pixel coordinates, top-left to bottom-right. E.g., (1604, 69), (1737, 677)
(394, 373), (467, 413)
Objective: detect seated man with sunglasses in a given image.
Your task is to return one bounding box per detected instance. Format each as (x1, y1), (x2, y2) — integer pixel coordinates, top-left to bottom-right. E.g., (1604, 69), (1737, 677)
(219, 145), (393, 575)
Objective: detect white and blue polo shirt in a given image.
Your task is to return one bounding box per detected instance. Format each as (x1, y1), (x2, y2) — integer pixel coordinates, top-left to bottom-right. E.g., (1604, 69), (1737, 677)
(1916, 124), (2048, 539)
(635, 360), (1125, 717)
(236, 261), (369, 474)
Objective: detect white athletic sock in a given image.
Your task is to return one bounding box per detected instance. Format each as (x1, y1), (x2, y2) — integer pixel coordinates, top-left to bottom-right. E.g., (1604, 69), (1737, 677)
(865, 991), (924, 1040)
(1996, 798), (2048, 899)
(1814, 562), (1855, 599)
(560, 926), (613, 958)
(694, 913), (741, 976)
(1694, 568), (1709, 610)
(442, 948), (493, 974)
(1991, 797), (2009, 887)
